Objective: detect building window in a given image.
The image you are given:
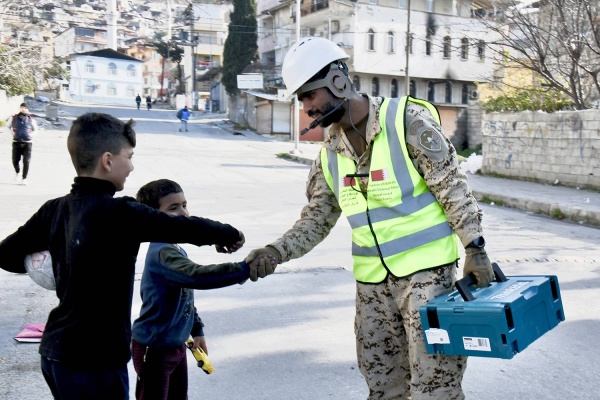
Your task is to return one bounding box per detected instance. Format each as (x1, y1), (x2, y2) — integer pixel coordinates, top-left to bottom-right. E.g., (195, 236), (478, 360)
(443, 36), (451, 58)
(75, 28), (95, 37)
(427, 81), (435, 101)
(387, 31), (394, 53)
(371, 77), (379, 96)
(127, 87), (136, 97)
(107, 85), (117, 96)
(108, 62), (117, 75)
(65, 61), (71, 71)
(426, 0), (433, 12)
(410, 80), (416, 97)
(368, 29), (375, 51)
(477, 40), (486, 60)
(85, 61), (95, 73)
(127, 64), (136, 77)
(353, 75), (361, 91)
(445, 81), (452, 103)
(425, 38), (431, 56)
(391, 78), (398, 98)
(462, 84), (469, 104)
(85, 82), (95, 94)
(461, 38), (469, 60)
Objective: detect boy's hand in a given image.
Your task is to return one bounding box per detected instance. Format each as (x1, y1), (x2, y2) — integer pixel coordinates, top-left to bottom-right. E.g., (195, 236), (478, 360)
(215, 232), (245, 253)
(192, 335), (208, 355)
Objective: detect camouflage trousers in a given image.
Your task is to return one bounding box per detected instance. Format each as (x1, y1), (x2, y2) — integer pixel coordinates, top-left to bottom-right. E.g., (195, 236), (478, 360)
(355, 263), (467, 400)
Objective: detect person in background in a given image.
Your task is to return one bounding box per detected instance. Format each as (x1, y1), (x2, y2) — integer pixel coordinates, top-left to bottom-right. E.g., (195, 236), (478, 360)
(146, 95), (152, 110)
(177, 106), (191, 132)
(7, 103), (38, 185)
(0, 112), (246, 400)
(245, 37), (493, 400)
(131, 178), (270, 400)
(136, 94), (142, 110)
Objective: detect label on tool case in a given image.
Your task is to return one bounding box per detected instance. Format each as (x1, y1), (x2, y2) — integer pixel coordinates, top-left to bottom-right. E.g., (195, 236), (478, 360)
(462, 337), (491, 352)
(425, 328), (450, 344)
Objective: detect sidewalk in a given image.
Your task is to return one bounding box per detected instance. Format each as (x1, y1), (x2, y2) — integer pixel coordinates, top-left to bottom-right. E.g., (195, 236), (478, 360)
(266, 136), (600, 229)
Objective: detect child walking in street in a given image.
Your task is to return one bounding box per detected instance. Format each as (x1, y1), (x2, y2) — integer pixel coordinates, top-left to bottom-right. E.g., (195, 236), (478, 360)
(131, 179), (266, 400)
(0, 112), (246, 400)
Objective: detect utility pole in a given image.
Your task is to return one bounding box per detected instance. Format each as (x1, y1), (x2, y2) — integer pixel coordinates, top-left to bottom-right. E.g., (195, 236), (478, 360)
(188, 2), (198, 110)
(405, 0), (411, 96)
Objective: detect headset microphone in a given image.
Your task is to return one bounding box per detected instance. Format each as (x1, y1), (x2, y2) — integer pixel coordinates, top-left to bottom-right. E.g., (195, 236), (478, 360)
(301, 98), (348, 135)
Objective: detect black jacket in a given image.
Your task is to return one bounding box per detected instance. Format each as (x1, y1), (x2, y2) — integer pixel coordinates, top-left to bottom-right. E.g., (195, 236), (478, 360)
(0, 177), (241, 367)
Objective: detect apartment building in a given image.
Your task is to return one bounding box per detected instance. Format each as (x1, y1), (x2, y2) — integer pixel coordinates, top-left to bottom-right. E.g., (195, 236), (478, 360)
(256, 0), (498, 135)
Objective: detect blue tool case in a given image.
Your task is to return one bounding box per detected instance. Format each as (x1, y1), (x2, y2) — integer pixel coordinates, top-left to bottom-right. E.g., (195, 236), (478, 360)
(419, 263), (565, 359)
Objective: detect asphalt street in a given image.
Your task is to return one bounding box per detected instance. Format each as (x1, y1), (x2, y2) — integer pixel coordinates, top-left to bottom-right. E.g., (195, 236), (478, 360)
(0, 103), (598, 400)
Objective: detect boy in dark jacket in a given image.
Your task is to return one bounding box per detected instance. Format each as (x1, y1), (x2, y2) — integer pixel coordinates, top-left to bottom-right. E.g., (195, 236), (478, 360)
(0, 113), (245, 400)
(131, 179), (264, 400)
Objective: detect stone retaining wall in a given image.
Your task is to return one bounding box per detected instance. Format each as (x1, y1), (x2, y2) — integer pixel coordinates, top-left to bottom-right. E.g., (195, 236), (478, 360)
(482, 109), (600, 190)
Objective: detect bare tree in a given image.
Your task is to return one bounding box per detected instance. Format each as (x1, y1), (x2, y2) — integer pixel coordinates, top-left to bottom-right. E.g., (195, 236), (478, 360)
(481, 0), (600, 110)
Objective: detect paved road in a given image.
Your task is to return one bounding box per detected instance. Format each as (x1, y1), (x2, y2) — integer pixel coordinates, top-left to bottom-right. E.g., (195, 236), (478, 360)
(0, 103), (598, 399)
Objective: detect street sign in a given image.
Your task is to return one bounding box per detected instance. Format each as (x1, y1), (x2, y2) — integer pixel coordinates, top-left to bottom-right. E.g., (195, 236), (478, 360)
(237, 74), (263, 89)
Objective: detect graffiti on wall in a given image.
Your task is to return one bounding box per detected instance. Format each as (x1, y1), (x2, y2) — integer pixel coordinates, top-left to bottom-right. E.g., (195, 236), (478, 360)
(483, 114), (590, 169)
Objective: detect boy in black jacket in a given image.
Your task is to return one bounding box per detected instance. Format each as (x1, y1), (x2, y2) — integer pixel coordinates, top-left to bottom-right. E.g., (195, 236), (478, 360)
(0, 113), (245, 400)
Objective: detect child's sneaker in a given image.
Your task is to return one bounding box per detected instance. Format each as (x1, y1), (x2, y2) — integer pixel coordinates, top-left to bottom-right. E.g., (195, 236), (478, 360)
(22, 179), (28, 186)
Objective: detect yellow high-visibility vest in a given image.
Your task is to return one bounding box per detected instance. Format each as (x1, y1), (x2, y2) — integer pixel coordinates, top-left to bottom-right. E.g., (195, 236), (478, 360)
(321, 96), (459, 283)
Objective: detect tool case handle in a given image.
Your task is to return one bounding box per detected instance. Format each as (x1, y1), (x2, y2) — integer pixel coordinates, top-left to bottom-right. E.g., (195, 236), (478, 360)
(455, 262), (507, 301)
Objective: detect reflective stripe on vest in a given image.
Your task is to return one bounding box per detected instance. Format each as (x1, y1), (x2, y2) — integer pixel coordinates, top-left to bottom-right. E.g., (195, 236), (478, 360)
(321, 96), (459, 283)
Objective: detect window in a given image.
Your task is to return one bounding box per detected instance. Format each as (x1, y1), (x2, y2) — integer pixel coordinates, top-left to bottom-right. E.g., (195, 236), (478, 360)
(368, 29), (375, 51)
(85, 61), (95, 73)
(108, 62), (117, 75)
(75, 28), (95, 37)
(445, 81), (452, 103)
(426, 0), (433, 12)
(391, 79), (398, 98)
(371, 77), (379, 96)
(477, 40), (486, 60)
(462, 84), (469, 104)
(107, 84), (117, 96)
(425, 38), (431, 56)
(85, 82), (95, 94)
(127, 64), (136, 77)
(353, 75), (361, 91)
(461, 38), (469, 60)
(127, 88), (135, 97)
(443, 36), (451, 58)
(66, 61), (71, 71)
(387, 31), (394, 53)
(410, 80), (416, 97)
(427, 81), (435, 102)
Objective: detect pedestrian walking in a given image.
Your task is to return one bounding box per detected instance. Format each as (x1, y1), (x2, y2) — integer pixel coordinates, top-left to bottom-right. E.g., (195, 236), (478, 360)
(136, 94), (142, 110)
(177, 106), (191, 132)
(0, 112), (246, 400)
(146, 95), (152, 110)
(245, 37), (494, 400)
(7, 103), (37, 185)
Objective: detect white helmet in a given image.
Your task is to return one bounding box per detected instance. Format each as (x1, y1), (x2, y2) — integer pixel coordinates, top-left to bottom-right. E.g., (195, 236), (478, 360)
(282, 37), (350, 98)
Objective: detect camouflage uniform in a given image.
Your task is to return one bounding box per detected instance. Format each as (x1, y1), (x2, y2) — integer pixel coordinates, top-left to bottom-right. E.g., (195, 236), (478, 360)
(268, 95), (482, 399)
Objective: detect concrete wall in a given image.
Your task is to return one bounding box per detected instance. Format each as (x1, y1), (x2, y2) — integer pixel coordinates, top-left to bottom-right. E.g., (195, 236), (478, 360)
(0, 91), (25, 123)
(482, 109), (600, 190)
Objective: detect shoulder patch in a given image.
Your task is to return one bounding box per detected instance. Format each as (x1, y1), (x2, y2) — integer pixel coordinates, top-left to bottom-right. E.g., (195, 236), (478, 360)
(406, 115), (448, 162)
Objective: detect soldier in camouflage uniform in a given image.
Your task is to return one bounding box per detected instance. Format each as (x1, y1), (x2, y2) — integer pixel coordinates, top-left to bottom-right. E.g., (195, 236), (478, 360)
(246, 37), (494, 400)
